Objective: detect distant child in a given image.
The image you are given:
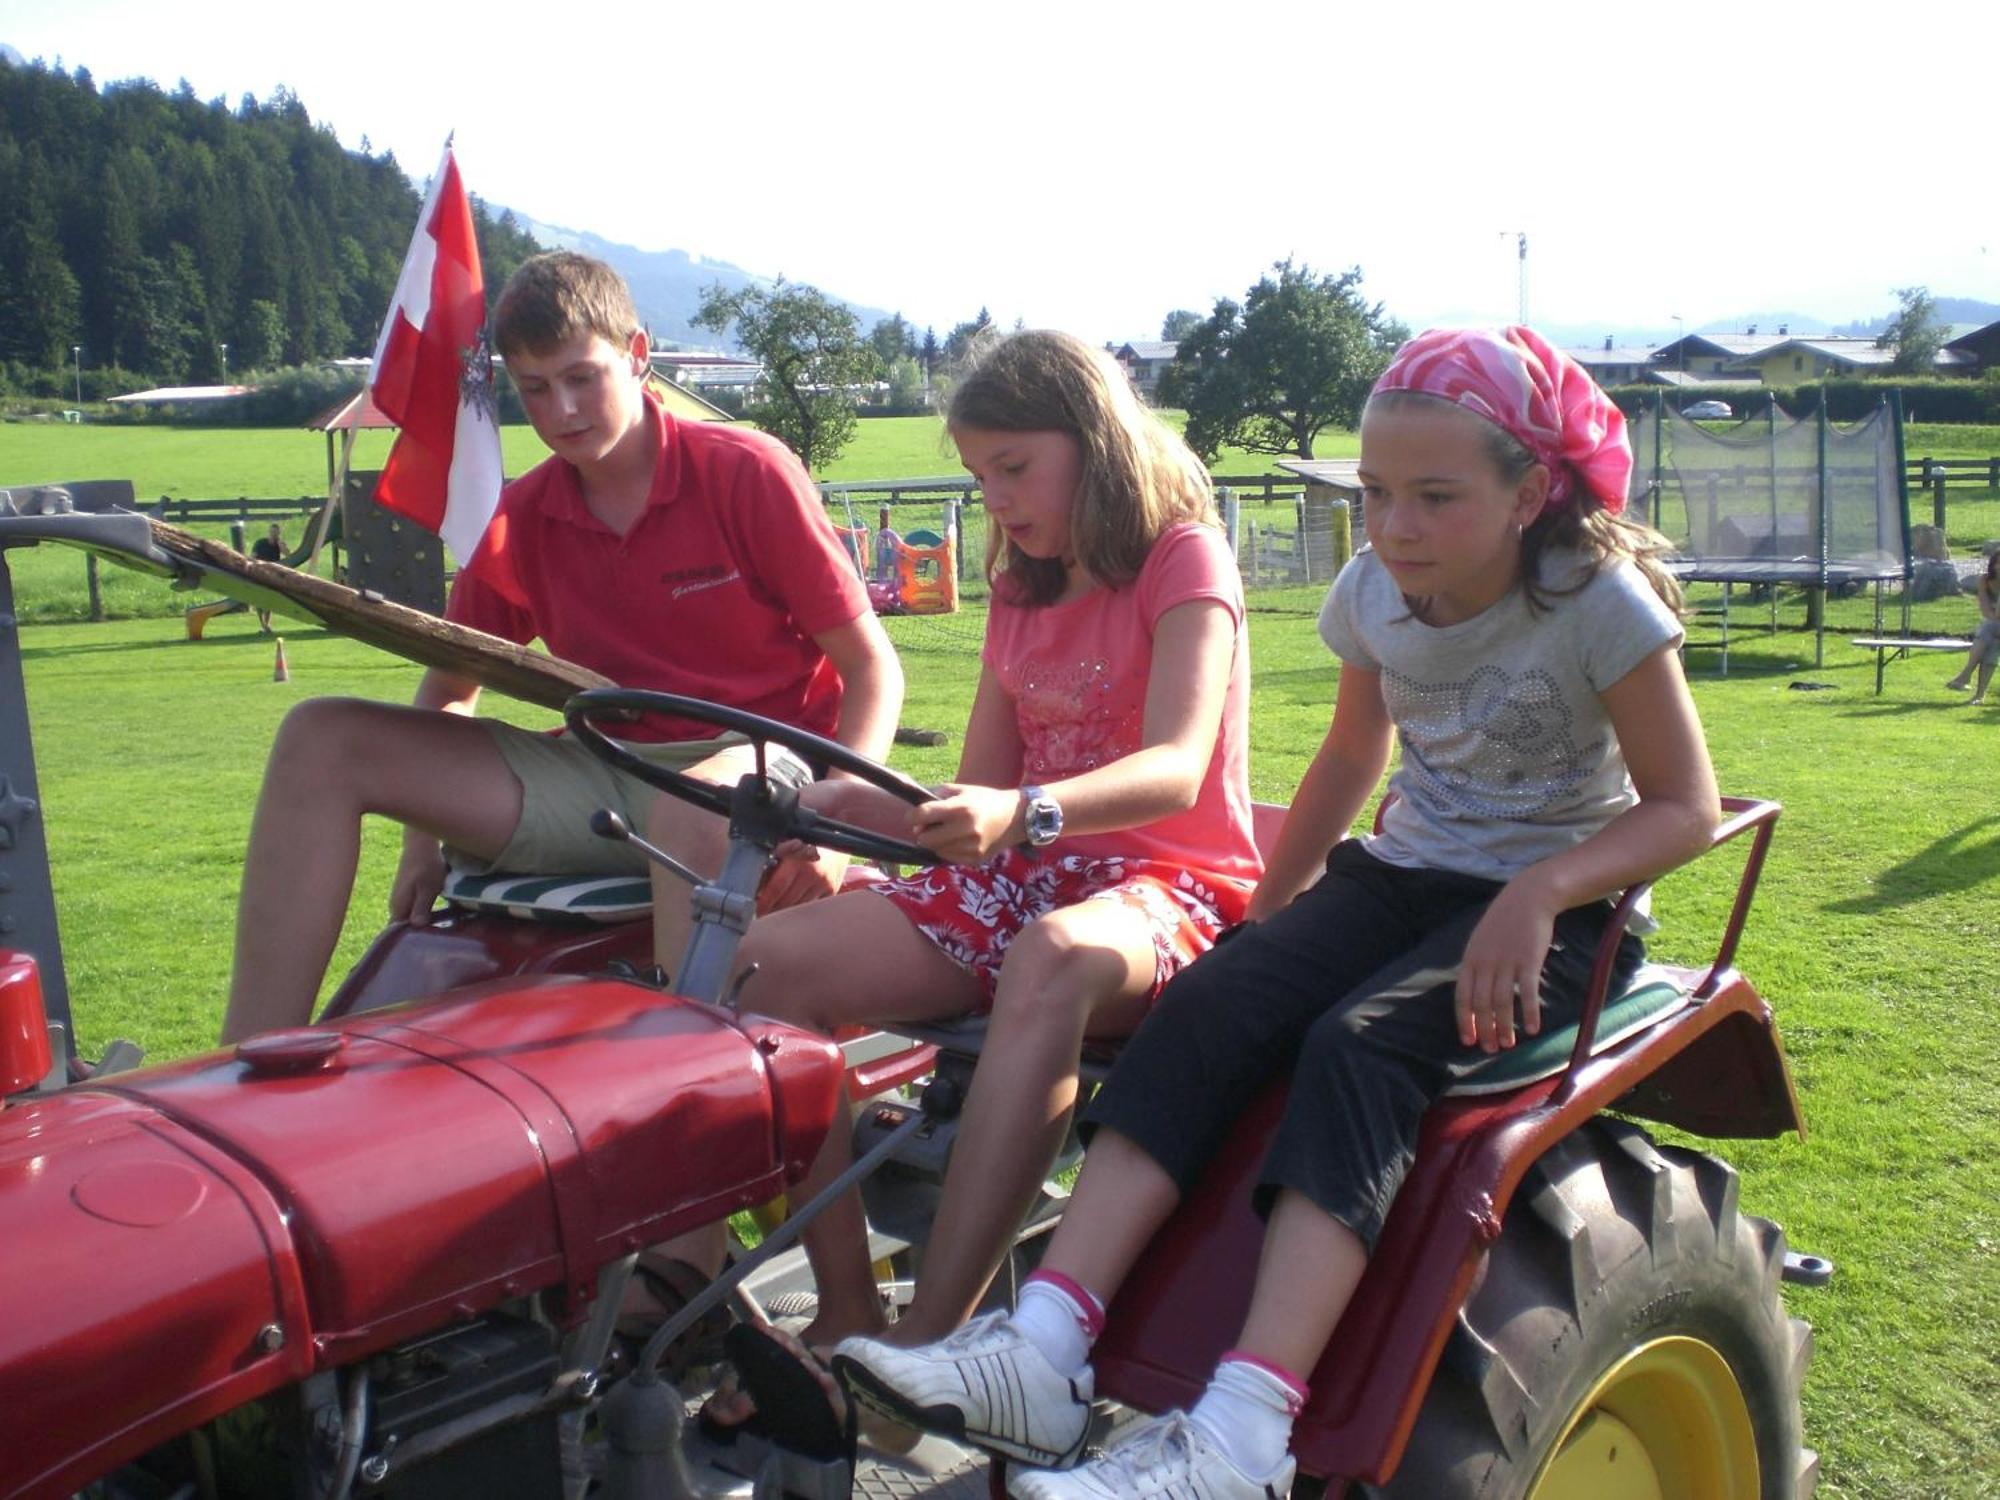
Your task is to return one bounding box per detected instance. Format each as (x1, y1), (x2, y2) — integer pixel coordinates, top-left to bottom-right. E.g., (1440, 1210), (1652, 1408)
(217, 251), (902, 1044)
(1944, 549), (1999, 705)
(834, 327), (1722, 1500)
(250, 522), (285, 631)
(694, 329), (1261, 1432)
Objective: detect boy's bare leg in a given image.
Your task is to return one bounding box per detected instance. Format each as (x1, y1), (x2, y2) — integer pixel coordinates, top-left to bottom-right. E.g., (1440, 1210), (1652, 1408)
(644, 743), (775, 985)
(220, 699), (524, 1044)
(886, 902), (1156, 1344)
(730, 894), (980, 1344)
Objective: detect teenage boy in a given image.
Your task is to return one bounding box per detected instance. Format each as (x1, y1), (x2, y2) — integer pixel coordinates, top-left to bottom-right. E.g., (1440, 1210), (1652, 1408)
(219, 251), (901, 1044)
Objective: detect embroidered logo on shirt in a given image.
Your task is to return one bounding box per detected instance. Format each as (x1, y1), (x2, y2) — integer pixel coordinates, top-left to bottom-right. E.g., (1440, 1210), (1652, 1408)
(667, 567), (742, 600)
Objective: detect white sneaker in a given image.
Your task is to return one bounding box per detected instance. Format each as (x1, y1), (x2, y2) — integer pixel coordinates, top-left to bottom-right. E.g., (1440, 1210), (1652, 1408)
(831, 1312), (1093, 1468)
(1007, 1411), (1297, 1500)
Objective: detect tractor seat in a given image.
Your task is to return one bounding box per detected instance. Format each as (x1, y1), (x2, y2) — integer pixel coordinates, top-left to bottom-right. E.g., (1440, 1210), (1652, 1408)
(443, 868), (654, 924)
(442, 861), (893, 925)
(886, 962), (1690, 1099)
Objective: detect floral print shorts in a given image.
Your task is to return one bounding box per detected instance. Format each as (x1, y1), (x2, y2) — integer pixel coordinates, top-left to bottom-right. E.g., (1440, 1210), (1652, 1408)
(869, 846), (1252, 1012)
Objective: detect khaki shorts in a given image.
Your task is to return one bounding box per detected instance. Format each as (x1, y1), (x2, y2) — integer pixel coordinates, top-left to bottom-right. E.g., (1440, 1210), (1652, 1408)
(450, 723), (814, 876)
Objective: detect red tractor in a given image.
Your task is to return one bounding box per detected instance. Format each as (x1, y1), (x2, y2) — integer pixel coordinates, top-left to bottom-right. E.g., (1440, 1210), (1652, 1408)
(0, 510), (1825, 1498)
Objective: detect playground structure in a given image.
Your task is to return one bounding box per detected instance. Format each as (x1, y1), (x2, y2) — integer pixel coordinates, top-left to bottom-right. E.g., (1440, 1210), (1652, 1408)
(1628, 393), (1913, 668)
(829, 501), (961, 616)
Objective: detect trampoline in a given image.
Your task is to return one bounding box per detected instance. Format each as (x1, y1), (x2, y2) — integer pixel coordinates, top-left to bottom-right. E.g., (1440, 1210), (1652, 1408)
(1627, 394), (1912, 670)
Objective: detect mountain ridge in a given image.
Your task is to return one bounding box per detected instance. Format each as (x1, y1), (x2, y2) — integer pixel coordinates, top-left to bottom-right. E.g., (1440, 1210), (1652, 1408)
(506, 212), (895, 351)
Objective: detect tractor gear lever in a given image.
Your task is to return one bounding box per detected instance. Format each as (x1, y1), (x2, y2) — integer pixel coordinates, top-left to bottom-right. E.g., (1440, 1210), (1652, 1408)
(590, 808), (704, 889)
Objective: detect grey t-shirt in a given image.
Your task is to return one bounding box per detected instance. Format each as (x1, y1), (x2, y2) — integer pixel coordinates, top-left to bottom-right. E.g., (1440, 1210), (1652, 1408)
(1318, 547), (1684, 884)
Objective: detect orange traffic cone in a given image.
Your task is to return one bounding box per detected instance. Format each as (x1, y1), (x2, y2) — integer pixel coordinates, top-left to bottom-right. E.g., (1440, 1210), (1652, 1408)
(273, 638), (290, 683)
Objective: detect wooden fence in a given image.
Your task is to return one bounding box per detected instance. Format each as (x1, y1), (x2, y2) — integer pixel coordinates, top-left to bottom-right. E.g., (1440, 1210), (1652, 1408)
(149, 496), (327, 524)
(1905, 458), (2000, 528)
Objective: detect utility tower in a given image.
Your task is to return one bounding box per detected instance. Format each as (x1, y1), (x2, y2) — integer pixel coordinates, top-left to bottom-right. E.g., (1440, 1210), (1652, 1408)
(1499, 232), (1528, 323)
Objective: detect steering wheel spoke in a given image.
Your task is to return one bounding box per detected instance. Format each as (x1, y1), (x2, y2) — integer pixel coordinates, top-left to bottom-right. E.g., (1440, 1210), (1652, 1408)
(564, 689), (940, 867)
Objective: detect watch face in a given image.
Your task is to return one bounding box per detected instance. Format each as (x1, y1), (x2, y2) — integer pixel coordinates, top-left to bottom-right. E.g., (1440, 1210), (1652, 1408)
(1028, 797), (1063, 844)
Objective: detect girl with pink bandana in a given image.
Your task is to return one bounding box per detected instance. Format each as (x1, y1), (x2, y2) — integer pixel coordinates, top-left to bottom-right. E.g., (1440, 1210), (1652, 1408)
(834, 327), (1721, 1500)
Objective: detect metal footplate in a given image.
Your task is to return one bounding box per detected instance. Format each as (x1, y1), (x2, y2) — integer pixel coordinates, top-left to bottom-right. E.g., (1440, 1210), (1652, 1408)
(685, 1429), (991, 1499)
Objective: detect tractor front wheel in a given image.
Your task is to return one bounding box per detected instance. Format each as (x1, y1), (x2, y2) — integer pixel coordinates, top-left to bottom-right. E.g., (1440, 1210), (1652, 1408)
(1372, 1117), (1813, 1500)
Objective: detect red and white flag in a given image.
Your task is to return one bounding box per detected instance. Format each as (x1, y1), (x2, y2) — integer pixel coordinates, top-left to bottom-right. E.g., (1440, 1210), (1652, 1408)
(369, 143), (502, 566)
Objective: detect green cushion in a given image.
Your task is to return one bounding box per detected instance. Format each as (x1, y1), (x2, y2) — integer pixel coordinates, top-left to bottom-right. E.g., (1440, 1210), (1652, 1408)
(1447, 966), (1689, 1096)
(443, 869), (651, 924)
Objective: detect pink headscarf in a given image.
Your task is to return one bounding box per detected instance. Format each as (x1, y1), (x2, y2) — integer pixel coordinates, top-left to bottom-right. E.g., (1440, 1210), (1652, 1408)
(1371, 326), (1631, 514)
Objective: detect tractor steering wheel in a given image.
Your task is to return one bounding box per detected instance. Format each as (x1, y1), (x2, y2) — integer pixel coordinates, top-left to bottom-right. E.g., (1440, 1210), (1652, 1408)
(563, 688), (942, 868)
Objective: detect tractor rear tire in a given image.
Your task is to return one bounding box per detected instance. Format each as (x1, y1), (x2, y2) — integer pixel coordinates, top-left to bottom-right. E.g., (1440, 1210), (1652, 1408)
(1368, 1117), (1812, 1500)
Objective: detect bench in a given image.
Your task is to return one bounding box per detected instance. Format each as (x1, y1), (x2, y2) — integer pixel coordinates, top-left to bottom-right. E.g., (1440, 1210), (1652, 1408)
(1850, 635), (1970, 694)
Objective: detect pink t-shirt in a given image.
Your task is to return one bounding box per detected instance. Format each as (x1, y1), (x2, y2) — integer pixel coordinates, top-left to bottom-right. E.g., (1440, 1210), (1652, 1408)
(981, 522), (1261, 883)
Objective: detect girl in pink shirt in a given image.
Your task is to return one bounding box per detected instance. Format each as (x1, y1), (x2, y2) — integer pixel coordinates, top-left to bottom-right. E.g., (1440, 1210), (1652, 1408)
(712, 329), (1260, 1394)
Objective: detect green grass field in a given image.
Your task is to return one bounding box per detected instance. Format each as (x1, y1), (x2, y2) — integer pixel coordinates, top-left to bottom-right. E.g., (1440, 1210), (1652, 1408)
(8, 554), (1997, 1496)
(5, 415), (1995, 628)
(6, 416), (2000, 1495)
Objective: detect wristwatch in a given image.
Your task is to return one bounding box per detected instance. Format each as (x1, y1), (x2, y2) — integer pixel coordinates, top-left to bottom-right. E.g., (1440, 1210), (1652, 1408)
(1020, 785), (1065, 847)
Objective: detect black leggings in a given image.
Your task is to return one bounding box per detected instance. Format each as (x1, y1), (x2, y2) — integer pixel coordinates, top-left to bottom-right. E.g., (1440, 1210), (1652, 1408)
(1080, 840), (1642, 1245)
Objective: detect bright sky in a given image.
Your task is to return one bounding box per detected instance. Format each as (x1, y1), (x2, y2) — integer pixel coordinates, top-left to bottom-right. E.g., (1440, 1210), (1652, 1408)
(6, 0), (1996, 346)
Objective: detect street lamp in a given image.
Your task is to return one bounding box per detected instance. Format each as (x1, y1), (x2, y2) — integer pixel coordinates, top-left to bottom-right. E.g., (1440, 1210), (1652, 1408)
(71, 345), (81, 406)
(1670, 315), (1685, 375)
(219, 342), (229, 384)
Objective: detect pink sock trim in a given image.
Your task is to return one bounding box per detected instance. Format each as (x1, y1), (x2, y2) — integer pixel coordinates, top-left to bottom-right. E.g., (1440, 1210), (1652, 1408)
(1023, 1269), (1105, 1337)
(1221, 1350), (1310, 1412)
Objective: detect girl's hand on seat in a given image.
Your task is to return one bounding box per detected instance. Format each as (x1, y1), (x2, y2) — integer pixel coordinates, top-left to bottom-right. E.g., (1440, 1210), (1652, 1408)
(908, 784), (1024, 863)
(1455, 876), (1558, 1053)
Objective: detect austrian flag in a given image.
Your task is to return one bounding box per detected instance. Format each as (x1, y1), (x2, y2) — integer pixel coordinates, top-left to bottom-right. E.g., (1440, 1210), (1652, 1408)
(369, 143), (502, 565)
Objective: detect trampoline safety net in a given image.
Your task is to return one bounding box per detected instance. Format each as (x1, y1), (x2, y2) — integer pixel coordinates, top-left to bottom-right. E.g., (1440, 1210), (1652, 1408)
(1626, 399), (1907, 586)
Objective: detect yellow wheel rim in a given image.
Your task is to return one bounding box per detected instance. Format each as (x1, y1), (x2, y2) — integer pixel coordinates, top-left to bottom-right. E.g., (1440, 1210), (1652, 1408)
(1528, 1336), (1761, 1500)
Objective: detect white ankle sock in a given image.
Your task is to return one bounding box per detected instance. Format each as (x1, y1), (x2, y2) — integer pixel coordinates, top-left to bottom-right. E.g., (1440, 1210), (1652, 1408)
(1011, 1274), (1101, 1377)
(1190, 1354), (1306, 1478)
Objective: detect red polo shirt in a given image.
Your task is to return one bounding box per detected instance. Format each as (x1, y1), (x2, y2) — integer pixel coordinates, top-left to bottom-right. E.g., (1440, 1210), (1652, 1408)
(447, 399), (870, 742)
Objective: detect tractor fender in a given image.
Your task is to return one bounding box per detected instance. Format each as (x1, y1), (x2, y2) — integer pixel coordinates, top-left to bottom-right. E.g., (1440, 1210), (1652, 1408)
(0, 1089), (313, 1500)
(0, 974), (841, 1500)
(1090, 968), (1801, 1487)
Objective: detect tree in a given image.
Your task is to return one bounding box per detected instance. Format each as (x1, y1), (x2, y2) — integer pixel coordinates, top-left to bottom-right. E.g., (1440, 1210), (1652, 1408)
(942, 308), (993, 370)
(870, 312), (913, 365)
(920, 326), (939, 376)
(236, 298), (285, 371)
(694, 278), (881, 473)
(886, 354), (927, 410)
(1877, 286), (1946, 376)
(1160, 308), (1202, 342)
(1167, 259), (1405, 461)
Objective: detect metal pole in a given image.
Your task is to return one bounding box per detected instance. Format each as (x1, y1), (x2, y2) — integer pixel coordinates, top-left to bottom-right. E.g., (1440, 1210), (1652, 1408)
(1889, 388), (1913, 641)
(0, 544), (73, 1060)
(1814, 389), (1830, 666)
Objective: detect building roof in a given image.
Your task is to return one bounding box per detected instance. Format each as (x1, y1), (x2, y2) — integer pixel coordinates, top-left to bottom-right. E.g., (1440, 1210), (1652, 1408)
(1945, 319), (2000, 354)
(1274, 458), (1363, 492)
(1649, 332), (1792, 365)
(1116, 342), (1179, 362)
(1723, 337), (1973, 372)
(106, 384), (253, 403)
(307, 387), (394, 432)
(645, 372), (735, 422)
(1570, 345), (1658, 368)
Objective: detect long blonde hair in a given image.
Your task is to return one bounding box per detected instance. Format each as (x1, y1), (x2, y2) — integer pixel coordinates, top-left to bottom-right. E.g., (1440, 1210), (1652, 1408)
(948, 330), (1215, 606)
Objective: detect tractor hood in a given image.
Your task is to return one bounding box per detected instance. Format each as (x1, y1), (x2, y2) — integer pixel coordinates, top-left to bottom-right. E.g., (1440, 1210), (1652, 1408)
(0, 977), (841, 1500)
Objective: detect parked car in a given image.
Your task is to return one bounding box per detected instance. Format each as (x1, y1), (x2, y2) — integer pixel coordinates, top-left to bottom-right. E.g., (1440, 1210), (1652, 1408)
(1685, 399), (1734, 420)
